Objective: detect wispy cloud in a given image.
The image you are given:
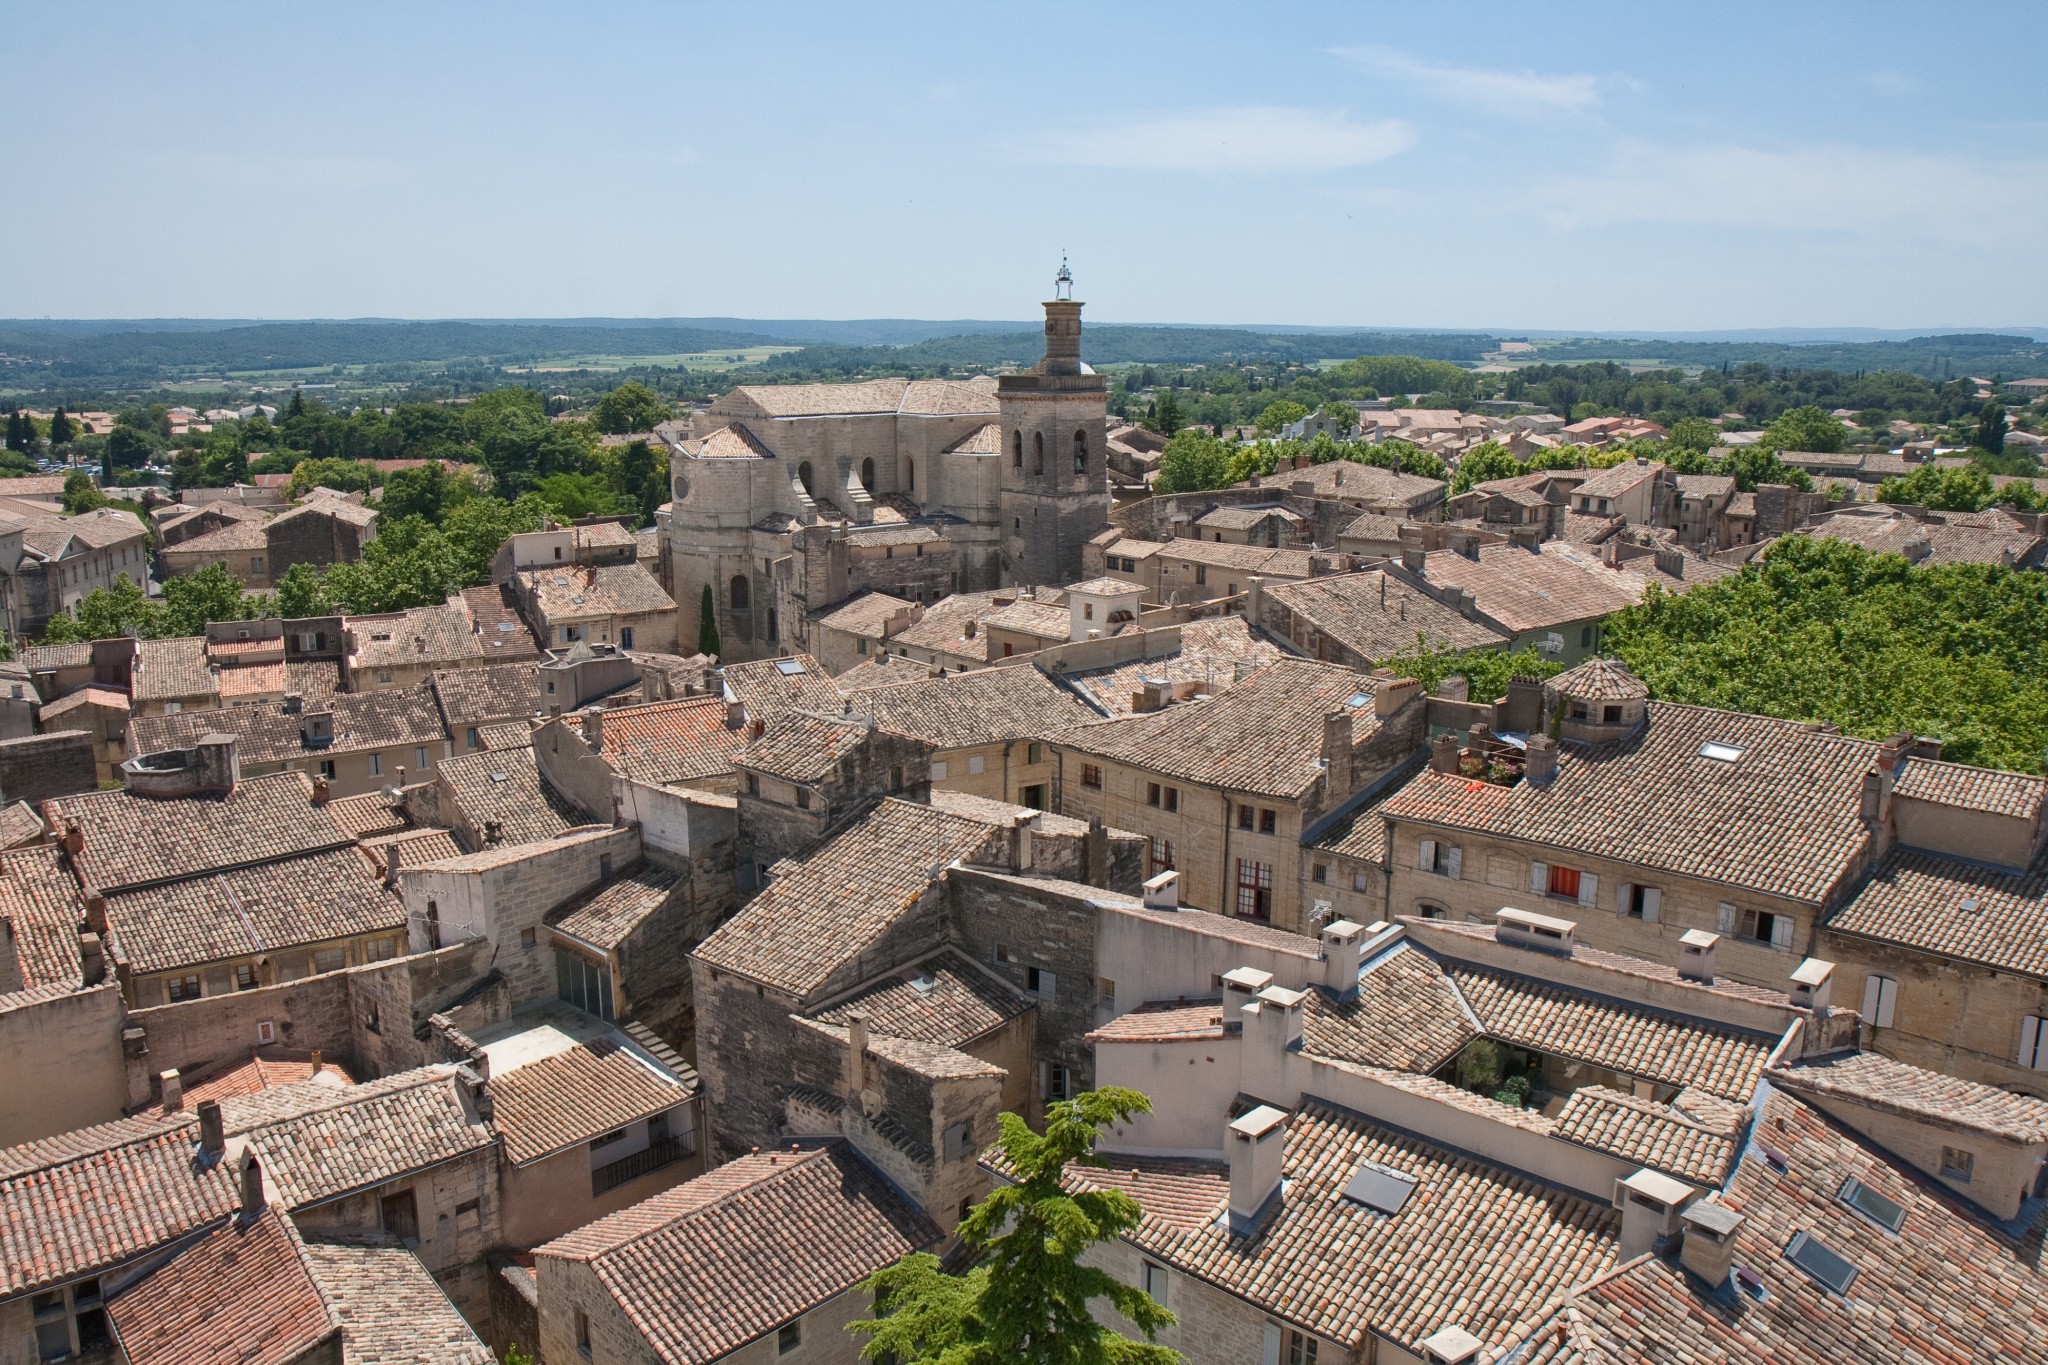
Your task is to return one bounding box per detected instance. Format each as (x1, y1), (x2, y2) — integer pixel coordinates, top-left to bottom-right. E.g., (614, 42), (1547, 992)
(1536, 140), (2048, 249)
(1332, 46), (1601, 115)
(1011, 106), (1412, 175)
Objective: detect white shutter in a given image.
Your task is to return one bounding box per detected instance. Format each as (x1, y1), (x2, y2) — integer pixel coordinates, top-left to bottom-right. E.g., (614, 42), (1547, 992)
(1770, 914), (1795, 951)
(2022, 1016), (2045, 1070)
(1640, 887), (1661, 924)
(1861, 974), (1897, 1029)
(1262, 1322), (1283, 1365)
(1444, 846), (1463, 880)
(1616, 884), (1632, 917)
(1418, 839), (1437, 873)
(1716, 902), (1737, 935)
(1529, 861), (1549, 894)
(1578, 873), (1599, 908)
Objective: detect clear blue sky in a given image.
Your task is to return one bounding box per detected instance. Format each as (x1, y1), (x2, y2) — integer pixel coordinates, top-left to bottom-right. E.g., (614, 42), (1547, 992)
(5, 0), (2045, 331)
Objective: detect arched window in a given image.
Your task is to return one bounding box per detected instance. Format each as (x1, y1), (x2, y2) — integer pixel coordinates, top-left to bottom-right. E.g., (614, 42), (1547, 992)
(1073, 428), (1087, 474)
(1012, 432), (1023, 468)
(860, 457), (875, 492)
(1033, 431), (1044, 476)
(905, 458), (915, 492)
(729, 575), (750, 611)
(797, 461), (814, 496)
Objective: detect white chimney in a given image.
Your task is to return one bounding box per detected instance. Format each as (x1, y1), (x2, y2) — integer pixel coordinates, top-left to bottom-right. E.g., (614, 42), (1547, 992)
(1678, 1199), (1745, 1288)
(1494, 905), (1577, 953)
(159, 1069), (184, 1112)
(1321, 919), (1366, 996)
(1678, 928), (1719, 983)
(1222, 966), (1273, 1007)
(1615, 1168), (1696, 1261)
(1142, 870), (1179, 911)
(1226, 1105), (1288, 1235)
(1789, 957), (1835, 1012)
(1418, 1326), (1484, 1365)
(1241, 985), (1307, 1103)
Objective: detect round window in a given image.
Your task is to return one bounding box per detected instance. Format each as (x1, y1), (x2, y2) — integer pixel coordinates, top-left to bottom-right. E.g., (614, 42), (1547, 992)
(673, 475), (690, 501)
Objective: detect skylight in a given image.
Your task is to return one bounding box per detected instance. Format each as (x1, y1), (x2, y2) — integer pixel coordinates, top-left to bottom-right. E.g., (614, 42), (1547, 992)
(1699, 741), (1745, 763)
(1341, 1160), (1417, 1217)
(774, 659), (808, 676)
(1346, 692), (1371, 709)
(1838, 1177), (1905, 1234)
(1784, 1230), (1858, 1296)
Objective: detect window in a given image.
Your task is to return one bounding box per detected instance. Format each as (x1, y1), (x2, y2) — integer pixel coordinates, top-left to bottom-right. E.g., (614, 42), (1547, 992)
(1259, 808), (1276, 835)
(591, 1127), (628, 1149)
(1142, 1261), (1168, 1304)
(1861, 974), (1898, 1029)
(318, 759), (336, 779)
(415, 746), (430, 769)
(890, 765), (905, 791)
(1074, 429), (1088, 473)
(425, 900), (441, 950)
(1164, 786), (1179, 813)
(1236, 858), (1274, 920)
(365, 936), (397, 962)
(234, 963), (259, 990)
(1027, 741), (1043, 765)
(1838, 1175), (1907, 1233)
(575, 1308), (591, 1357)
(1288, 1330), (1320, 1365)
(1033, 431), (1044, 475)
(1548, 864), (1581, 899)
(2020, 1015), (2048, 1070)
(1084, 602), (1094, 620)
(747, 773), (761, 797)
(1148, 783), (1162, 808)
(1623, 884), (1662, 922)
(993, 943), (1010, 964)
(369, 752), (383, 777)
(1581, 626), (1595, 648)
(1195, 564), (1208, 587)
(931, 760), (949, 781)
(730, 575), (750, 611)
(1027, 966), (1057, 998)
(1039, 1059), (1072, 1103)
(167, 973), (201, 1002)
(1783, 1229), (1857, 1296)
(556, 948), (615, 1021)
(861, 456), (876, 490)
(1417, 840), (1462, 878)
(1013, 432), (1023, 467)
(1081, 763), (1102, 789)
(1002, 643), (1013, 657)
(1720, 903), (1794, 951)
(1312, 863), (1328, 883)
(1238, 804), (1255, 830)
(1352, 869), (1369, 893)
(1149, 838), (1175, 875)
(967, 754), (985, 775)
(520, 926), (537, 950)
(1098, 977), (1116, 1008)
(794, 787), (810, 810)
(380, 1188), (420, 1244)
(778, 1320), (802, 1354)
(1940, 1146), (1975, 1182)
(377, 669), (394, 684)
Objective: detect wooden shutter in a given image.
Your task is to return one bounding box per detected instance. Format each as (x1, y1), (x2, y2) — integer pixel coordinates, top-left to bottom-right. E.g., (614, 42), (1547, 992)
(1578, 873), (1599, 907)
(1861, 975), (1897, 1029)
(2022, 1016), (2045, 1070)
(1640, 887), (1661, 923)
(1262, 1323), (1283, 1365)
(1716, 902), (1736, 934)
(1444, 846), (1462, 880)
(1770, 914), (1795, 951)
(1529, 861), (1549, 894)
(1418, 839), (1437, 873)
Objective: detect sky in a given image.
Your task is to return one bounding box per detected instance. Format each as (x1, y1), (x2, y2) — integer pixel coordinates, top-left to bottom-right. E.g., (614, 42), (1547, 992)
(5, 0), (2047, 332)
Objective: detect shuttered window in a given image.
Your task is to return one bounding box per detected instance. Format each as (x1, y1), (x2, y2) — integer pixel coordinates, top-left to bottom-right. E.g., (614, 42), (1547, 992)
(2020, 1015), (2048, 1070)
(1861, 975), (1898, 1030)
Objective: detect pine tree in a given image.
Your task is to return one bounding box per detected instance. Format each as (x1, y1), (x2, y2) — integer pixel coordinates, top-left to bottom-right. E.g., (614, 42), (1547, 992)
(3, 411), (20, 451)
(47, 406), (74, 445)
(852, 1088), (1178, 1365)
(697, 584), (721, 659)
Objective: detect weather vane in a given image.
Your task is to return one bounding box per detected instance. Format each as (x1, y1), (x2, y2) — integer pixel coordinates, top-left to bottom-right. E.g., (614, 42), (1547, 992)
(1055, 253), (1073, 301)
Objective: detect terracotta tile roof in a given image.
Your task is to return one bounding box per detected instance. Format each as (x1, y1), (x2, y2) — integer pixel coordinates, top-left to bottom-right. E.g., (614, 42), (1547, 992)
(811, 589), (917, 637)
(1447, 963), (1775, 1100)
(1305, 790), (1393, 863)
(833, 654), (926, 691)
(693, 799), (1003, 996)
(104, 846), (405, 976)
(900, 376), (1000, 415)
(300, 1239), (494, 1363)
(982, 598), (1070, 640)
(1570, 460), (1663, 498)
(1549, 1085), (1743, 1185)
(129, 686), (446, 767)
(548, 862), (681, 952)
(176, 1052), (354, 1111)
(886, 591), (1005, 660)
(520, 563), (675, 621)
(476, 720), (534, 750)
(1153, 536), (1326, 577)
(357, 826), (462, 873)
(726, 378), (916, 417)
(1302, 943), (1474, 1073)
(1827, 846), (2048, 979)
(460, 583), (545, 659)
(0, 799), (44, 849)
(436, 746), (585, 846)
(106, 1207), (333, 1365)
(132, 636), (219, 703)
(683, 422), (777, 458)
(225, 1068), (491, 1207)
(817, 950), (1032, 1048)
(1410, 918), (1798, 1011)
(1769, 1048), (2048, 1143)
(44, 772), (351, 894)
(346, 601), (486, 671)
(847, 523), (945, 549)
(536, 1143), (941, 1363)
(1375, 701), (1884, 904)
(487, 1035), (695, 1164)
(21, 641), (90, 671)
(858, 665), (1100, 749)
(1263, 569), (1511, 661)
(0, 844), (83, 995)
(1089, 999), (1232, 1043)
(36, 685), (125, 723)
(286, 659), (342, 702)
(1252, 461), (1447, 508)
(216, 661), (289, 699)
(322, 790), (411, 840)
(1058, 660), (1389, 799)
(1417, 543), (1638, 633)
(1547, 656), (1649, 701)
(1512, 1089), (2048, 1364)
(721, 654), (840, 720)
(0, 1117), (237, 1297)
(431, 662), (542, 728)
(167, 517), (270, 554)
(598, 696), (747, 788)
(1676, 473), (1737, 498)
(1340, 511), (1407, 543)
(1197, 504), (1307, 531)
(943, 421), (1003, 454)
(1892, 754), (2045, 818)
(738, 710), (892, 784)
(1063, 1099), (1616, 1355)
(1061, 616), (1284, 717)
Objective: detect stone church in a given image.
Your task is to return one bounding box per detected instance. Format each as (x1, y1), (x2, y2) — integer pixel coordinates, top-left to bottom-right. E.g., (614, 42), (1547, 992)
(659, 266), (1111, 660)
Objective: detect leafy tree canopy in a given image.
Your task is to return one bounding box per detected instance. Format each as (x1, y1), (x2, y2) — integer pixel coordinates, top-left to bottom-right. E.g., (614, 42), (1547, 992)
(1877, 463), (1996, 512)
(1762, 405), (1846, 454)
(1154, 430), (1236, 494)
(1452, 441), (1521, 493)
(60, 470), (109, 514)
(286, 457), (376, 499)
(590, 381), (673, 435)
(1254, 399), (1307, 434)
(1378, 642), (1564, 702)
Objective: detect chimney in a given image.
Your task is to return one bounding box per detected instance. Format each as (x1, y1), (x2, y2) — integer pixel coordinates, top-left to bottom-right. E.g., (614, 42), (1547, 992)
(1429, 731), (1459, 774)
(582, 709), (604, 750)
(1678, 928), (1719, 982)
(1677, 1199), (1745, 1288)
(1321, 711), (1353, 801)
(1373, 677), (1421, 717)
(79, 931), (105, 986)
(1400, 545), (1425, 574)
(1245, 574), (1264, 623)
(238, 1151), (266, 1220)
(1418, 1327), (1484, 1365)
(845, 1011), (869, 1099)
(281, 691), (303, 715)
(1502, 675), (1546, 733)
(310, 1049), (322, 1074)
(310, 776), (330, 805)
(197, 1099), (225, 1159)
(1225, 1105), (1288, 1235)
(1654, 547), (1685, 579)
(62, 821), (84, 856)
(1320, 919), (1366, 996)
(725, 698), (745, 728)
(1243, 984), (1306, 1079)
(1222, 965), (1273, 1006)
(84, 893), (108, 936)
(1085, 816), (1109, 887)
(1142, 870), (1179, 910)
(383, 842), (401, 888)
(1789, 957), (1834, 1012)
(1615, 1167), (1696, 1261)
(159, 1068), (183, 1112)
(1524, 734), (1558, 787)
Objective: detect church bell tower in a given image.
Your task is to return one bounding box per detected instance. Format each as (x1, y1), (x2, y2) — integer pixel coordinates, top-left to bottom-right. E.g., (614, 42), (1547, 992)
(998, 259), (1111, 587)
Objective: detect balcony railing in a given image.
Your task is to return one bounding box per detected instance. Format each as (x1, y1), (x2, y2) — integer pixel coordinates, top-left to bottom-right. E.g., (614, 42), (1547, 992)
(592, 1136), (688, 1197)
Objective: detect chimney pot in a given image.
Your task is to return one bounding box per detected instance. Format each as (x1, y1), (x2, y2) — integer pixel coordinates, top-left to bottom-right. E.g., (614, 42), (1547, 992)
(1677, 1199), (1745, 1287)
(383, 842), (401, 888)
(84, 893), (108, 936)
(1142, 870), (1179, 911)
(1226, 1105), (1289, 1235)
(310, 776), (331, 805)
(239, 1151), (266, 1220)
(1321, 919), (1368, 996)
(197, 1099), (225, 1158)
(310, 1049), (322, 1073)
(1678, 928), (1719, 982)
(79, 931), (105, 986)
(159, 1068), (183, 1112)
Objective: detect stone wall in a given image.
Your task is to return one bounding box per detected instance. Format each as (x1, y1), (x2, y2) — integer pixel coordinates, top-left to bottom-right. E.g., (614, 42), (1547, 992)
(0, 983), (128, 1147)
(0, 729), (96, 805)
(945, 869), (1103, 1112)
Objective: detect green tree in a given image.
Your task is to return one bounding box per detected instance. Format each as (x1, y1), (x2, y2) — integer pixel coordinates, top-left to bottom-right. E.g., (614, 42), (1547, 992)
(1378, 642), (1564, 701)
(41, 576), (162, 643)
(1667, 416), (1719, 452)
(1152, 391), (1186, 437)
(378, 459), (468, 523)
(851, 1088), (1176, 1365)
(1452, 441), (1521, 493)
(532, 472), (626, 519)
(47, 407), (75, 446)
(1763, 405), (1846, 454)
(1153, 430), (1235, 493)
(697, 584), (721, 658)
(1877, 463), (1995, 512)
(1254, 399), (1307, 435)
(590, 382), (673, 435)
(161, 562), (260, 636)
(286, 458), (377, 499)
(274, 562), (334, 619)
(4, 411), (23, 452)
(1721, 446), (1814, 493)
(105, 425), (158, 471)
(442, 493), (553, 583)
(1976, 401), (2009, 454)
(60, 470), (110, 515)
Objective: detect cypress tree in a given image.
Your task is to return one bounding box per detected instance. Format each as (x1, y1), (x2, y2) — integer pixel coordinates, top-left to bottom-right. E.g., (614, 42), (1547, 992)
(48, 407), (74, 445)
(697, 584), (721, 659)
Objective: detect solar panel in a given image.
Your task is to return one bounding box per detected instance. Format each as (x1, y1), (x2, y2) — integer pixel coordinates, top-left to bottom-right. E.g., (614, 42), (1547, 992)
(1785, 1230), (1858, 1295)
(1838, 1177), (1906, 1234)
(1340, 1161), (1416, 1216)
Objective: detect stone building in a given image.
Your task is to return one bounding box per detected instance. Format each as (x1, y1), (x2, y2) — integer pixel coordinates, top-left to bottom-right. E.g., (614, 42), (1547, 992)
(661, 269), (1111, 662)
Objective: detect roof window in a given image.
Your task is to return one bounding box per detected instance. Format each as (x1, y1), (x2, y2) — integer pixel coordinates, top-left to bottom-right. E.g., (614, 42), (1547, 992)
(774, 659), (808, 676)
(1699, 741), (1744, 763)
(1837, 1176), (1905, 1234)
(1784, 1229), (1858, 1295)
(1346, 692), (1371, 709)
(1341, 1159), (1417, 1217)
